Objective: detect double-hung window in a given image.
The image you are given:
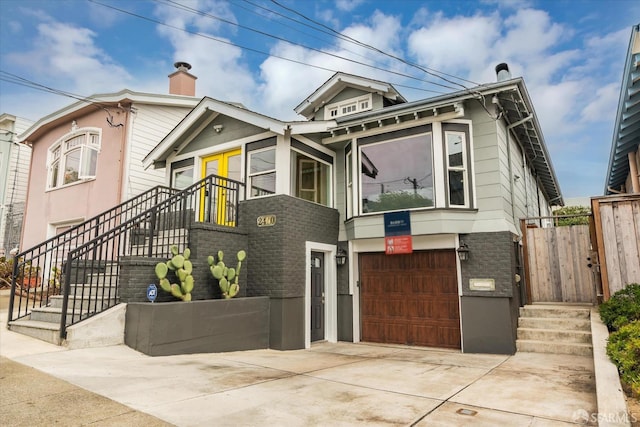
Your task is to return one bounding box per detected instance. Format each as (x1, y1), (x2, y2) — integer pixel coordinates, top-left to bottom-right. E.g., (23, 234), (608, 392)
(48, 129), (100, 189)
(248, 148), (276, 197)
(445, 131), (468, 207)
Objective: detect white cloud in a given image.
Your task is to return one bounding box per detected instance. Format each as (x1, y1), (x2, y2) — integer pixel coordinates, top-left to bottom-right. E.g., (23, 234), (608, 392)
(407, 12), (500, 80)
(6, 20), (131, 96)
(581, 82), (619, 122)
(257, 11), (407, 120)
(152, 0), (257, 105)
(335, 0), (365, 12)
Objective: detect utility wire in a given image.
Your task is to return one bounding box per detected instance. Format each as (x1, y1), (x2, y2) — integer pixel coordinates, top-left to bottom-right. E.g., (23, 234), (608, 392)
(267, 0), (483, 89)
(0, 71), (125, 126)
(266, 0), (497, 117)
(106, 0), (454, 92)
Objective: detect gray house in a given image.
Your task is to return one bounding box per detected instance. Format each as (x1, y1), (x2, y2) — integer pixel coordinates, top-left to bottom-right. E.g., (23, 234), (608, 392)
(143, 67), (563, 354)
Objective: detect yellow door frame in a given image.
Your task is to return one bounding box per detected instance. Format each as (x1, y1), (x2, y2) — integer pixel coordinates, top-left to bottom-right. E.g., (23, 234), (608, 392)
(200, 149), (241, 224)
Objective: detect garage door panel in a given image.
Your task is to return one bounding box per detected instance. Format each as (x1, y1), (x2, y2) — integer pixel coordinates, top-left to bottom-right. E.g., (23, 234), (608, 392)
(360, 250), (460, 349)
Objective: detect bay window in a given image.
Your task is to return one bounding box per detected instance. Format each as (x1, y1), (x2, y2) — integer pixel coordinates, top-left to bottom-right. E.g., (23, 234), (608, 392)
(360, 132), (434, 213)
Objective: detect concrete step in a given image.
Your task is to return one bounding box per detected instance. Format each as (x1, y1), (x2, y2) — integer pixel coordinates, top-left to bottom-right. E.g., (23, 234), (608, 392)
(83, 274), (118, 286)
(517, 327), (592, 344)
(518, 316), (591, 331)
(29, 306), (86, 323)
(8, 319), (62, 345)
(516, 339), (593, 357)
(67, 285), (118, 299)
(519, 305), (591, 319)
(49, 295), (117, 311)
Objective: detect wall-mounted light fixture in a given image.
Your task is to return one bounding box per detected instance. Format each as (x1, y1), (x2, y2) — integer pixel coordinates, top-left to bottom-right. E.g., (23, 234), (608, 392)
(457, 242), (470, 261)
(213, 124), (223, 133)
(336, 248), (347, 266)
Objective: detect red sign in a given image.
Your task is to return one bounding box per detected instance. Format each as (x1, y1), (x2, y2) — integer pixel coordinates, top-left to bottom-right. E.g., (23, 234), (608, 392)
(385, 235), (413, 255)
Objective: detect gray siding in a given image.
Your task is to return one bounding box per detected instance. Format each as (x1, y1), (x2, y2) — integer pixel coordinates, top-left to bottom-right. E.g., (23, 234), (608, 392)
(181, 114), (266, 154)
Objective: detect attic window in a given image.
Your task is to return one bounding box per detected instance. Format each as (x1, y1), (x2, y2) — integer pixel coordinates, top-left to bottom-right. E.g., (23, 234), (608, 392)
(324, 94), (373, 120)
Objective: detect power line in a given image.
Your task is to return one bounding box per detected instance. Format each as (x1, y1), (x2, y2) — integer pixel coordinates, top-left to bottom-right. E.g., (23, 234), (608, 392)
(0, 71), (126, 126)
(267, 0), (483, 89)
(90, 0), (452, 93)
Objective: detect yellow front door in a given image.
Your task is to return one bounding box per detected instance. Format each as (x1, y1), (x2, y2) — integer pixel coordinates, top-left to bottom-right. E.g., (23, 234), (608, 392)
(200, 149), (241, 225)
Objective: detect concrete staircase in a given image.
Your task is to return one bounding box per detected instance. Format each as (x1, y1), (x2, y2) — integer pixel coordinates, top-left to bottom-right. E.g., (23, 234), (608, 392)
(8, 264), (119, 345)
(516, 304), (593, 356)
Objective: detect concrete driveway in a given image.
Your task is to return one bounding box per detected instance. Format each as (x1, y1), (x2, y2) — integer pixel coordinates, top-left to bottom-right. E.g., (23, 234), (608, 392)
(1, 313), (596, 426)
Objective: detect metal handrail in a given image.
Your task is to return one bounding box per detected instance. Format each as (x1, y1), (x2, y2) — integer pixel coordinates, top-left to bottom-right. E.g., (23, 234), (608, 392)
(58, 174), (243, 338)
(9, 174), (244, 339)
(8, 184), (178, 322)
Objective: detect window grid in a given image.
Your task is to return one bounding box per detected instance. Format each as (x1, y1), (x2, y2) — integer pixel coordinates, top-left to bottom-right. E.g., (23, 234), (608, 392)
(48, 130), (100, 189)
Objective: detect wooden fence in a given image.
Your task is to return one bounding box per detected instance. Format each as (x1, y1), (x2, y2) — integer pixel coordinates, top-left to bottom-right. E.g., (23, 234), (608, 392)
(521, 219), (596, 304)
(592, 194), (640, 299)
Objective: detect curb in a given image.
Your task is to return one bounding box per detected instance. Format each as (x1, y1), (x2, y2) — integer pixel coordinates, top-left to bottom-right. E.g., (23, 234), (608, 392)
(591, 307), (632, 427)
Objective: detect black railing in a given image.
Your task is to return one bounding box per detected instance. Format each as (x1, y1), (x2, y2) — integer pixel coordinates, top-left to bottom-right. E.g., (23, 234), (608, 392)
(8, 185), (177, 322)
(9, 174), (244, 339)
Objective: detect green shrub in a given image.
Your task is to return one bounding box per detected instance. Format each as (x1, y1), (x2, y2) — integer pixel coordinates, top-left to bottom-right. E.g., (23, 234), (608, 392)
(607, 320), (640, 397)
(552, 205), (590, 226)
(599, 283), (640, 331)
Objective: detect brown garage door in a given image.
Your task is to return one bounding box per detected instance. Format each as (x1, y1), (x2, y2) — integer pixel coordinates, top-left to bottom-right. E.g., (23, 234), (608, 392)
(360, 250), (460, 349)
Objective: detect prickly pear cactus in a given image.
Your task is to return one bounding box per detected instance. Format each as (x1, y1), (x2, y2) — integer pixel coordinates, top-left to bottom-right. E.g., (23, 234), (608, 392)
(155, 245), (194, 301)
(208, 250), (246, 299)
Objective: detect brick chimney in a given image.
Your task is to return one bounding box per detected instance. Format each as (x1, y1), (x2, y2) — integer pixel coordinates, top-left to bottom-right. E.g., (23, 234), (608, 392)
(168, 61), (197, 96)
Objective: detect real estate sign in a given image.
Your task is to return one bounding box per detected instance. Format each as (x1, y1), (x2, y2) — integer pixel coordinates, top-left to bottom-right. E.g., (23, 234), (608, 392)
(384, 211), (413, 255)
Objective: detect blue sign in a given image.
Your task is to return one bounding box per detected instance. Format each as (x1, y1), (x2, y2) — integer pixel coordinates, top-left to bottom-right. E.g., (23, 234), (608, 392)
(384, 211), (412, 236)
(147, 284), (158, 303)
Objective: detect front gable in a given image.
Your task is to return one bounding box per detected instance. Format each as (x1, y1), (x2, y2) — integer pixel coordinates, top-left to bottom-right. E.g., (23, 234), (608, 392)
(295, 72), (406, 121)
(179, 113), (267, 156)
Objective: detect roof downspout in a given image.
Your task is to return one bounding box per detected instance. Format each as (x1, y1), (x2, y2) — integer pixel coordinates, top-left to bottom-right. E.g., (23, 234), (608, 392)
(506, 115), (534, 227)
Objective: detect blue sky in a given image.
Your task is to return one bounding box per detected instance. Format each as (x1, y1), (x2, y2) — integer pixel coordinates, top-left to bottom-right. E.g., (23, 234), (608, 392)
(0, 0), (638, 199)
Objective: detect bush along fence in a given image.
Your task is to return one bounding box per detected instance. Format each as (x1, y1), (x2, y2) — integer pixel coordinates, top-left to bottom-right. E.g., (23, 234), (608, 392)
(599, 283), (640, 396)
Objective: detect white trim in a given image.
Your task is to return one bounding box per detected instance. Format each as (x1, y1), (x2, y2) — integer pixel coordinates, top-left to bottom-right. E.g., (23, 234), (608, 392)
(432, 122), (446, 208)
(305, 241), (337, 349)
(455, 234), (465, 353)
(20, 90), (199, 143)
(323, 94), (373, 120)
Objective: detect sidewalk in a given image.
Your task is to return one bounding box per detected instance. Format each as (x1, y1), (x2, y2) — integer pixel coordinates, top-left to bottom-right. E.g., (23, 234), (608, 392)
(0, 307), (598, 426)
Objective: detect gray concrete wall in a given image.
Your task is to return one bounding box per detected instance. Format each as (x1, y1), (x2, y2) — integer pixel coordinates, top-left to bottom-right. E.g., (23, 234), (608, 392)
(269, 297), (304, 350)
(337, 294), (353, 342)
(460, 296), (516, 354)
(125, 297), (269, 356)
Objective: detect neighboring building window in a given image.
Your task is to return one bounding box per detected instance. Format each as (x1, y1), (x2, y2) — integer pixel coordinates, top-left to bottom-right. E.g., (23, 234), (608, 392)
(346, 150), (353, 217)
(248, 148), (276, 197)
(445, 131), (468, 207)
(48, 130), (100, 189)
(360, 133), (434, 213)
(292, 150), (330, 206)
(324, 94), (373, 120)
(172, 166), (193, 190)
